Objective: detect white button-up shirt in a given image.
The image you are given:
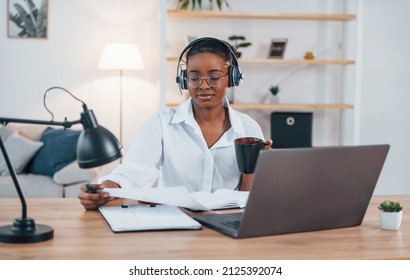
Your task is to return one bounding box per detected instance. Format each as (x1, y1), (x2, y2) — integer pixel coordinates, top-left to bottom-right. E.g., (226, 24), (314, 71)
(99, 98), (264, 193)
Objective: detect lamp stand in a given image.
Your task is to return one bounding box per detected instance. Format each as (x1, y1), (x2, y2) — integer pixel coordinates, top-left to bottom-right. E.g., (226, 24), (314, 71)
(0, 134), (53, 243)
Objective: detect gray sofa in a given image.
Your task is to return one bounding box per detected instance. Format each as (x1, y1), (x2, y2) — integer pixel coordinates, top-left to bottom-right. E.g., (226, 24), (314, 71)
(0, 124), (100, 198)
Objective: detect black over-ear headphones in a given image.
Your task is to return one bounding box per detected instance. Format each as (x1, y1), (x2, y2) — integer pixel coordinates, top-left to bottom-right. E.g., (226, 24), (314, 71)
(176, 37), (243, 91)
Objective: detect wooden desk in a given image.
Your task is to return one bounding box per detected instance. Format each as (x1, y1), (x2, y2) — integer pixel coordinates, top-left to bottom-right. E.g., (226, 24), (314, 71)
(0, 196), (409, 260)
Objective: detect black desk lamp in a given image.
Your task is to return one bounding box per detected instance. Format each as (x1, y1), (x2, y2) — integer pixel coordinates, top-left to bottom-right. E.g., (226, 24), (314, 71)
(0, 87), (122, 243)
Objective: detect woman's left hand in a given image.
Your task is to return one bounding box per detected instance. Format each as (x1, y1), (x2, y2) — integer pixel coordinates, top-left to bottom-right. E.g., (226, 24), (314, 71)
(264, 139), (273, 150)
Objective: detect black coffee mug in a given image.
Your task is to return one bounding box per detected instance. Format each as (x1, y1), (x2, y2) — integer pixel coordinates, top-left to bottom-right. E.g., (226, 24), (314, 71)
(235, 137), (264, 174)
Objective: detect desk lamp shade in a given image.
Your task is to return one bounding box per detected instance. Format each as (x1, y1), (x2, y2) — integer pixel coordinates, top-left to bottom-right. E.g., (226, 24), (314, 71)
(77, 108), (122, 168)
(77, 126), (122, 168)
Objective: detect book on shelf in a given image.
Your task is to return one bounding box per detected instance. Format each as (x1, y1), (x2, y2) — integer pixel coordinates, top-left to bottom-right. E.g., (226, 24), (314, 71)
(105, 187), (249, 211)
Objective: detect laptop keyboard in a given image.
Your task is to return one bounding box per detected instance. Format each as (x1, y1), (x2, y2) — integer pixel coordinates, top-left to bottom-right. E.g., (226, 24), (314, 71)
(222, 220), (241, 230)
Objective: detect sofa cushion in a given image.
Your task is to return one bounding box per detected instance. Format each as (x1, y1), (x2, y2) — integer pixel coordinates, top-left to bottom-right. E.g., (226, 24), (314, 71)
(0, 125), (14, 141)
(0, 174), (63, 198)
(0, 132), (44, 176)
(29, 128), (81, 176)
(53, 160), (99, 185)
(63, 182), (84, 198)
(8, 124), (48, 141)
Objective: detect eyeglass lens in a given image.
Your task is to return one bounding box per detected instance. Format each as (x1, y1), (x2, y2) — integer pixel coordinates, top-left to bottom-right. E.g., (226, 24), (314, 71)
(186, 74), (226, 88)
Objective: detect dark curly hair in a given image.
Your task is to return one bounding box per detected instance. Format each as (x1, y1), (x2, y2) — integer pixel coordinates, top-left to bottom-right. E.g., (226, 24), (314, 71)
(186, 37), (235, 66)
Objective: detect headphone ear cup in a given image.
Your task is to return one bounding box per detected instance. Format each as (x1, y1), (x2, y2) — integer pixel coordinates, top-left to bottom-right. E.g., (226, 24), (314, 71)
(228, 65), (242, 87)
(176, 69), (188, 90)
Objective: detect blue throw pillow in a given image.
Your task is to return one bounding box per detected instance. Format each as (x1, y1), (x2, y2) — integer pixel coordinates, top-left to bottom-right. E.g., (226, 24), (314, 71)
(29, 127), (81, 176)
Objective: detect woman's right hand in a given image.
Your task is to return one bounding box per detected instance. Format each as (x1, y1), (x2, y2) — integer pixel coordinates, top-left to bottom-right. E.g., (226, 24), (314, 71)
(78, 180), (120, 210)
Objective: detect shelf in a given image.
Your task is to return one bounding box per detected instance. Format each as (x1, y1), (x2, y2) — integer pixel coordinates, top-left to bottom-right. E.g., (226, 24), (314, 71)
(167, 11), (356, 21)
(166, 103), (354, 110)
(167, 57), (355, 65)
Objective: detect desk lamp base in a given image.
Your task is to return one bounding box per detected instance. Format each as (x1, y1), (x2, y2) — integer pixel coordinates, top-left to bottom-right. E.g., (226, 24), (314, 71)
(0, 217), (53, 243)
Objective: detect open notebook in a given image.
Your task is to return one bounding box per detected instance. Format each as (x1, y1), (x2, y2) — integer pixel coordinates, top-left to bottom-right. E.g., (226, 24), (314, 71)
(105, 187), (249, 211)
(99, 204), (201, 232)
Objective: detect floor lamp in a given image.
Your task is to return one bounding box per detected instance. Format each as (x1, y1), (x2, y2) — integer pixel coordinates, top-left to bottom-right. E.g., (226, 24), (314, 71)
(98, 43), (144, 162)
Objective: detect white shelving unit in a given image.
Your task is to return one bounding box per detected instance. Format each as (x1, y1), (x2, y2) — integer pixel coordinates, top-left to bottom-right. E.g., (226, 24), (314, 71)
(158, 0), (359, 145)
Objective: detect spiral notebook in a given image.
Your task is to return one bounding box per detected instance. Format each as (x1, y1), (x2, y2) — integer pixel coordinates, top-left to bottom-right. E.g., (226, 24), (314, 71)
(99, 204), (201, 232)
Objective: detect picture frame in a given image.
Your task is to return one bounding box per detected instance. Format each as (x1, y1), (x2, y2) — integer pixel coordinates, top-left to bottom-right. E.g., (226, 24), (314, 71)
(7, 0), (48, 39)
(267, 38), (288, 59)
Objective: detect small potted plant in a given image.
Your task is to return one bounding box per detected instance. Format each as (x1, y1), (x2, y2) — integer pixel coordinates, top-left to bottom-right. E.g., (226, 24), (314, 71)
(228, 35), (252, 58)
(378, 200), (403, 230)
(176, 0), (230, 11)
(269, 85), (280, 103)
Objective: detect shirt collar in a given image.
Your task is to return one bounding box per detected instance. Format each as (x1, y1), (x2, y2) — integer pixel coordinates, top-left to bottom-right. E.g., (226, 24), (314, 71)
(170, 97), (247, 141)
(170, 98), (196, 128)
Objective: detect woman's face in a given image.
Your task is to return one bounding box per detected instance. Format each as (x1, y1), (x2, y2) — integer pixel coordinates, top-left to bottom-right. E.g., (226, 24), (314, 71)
(186, 52), (229, 110)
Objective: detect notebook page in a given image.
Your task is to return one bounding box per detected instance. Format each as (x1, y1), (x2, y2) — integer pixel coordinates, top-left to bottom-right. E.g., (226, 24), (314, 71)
(106, 187), (208, 211)
(213, 189), (249, 207)
(191, 190), (249, 209)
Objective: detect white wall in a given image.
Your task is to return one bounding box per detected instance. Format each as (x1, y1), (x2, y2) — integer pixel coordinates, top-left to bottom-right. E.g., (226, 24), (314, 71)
(0, 0), (161, 174)
(359, 0), (410, 194)
(0, 0), (409, 194)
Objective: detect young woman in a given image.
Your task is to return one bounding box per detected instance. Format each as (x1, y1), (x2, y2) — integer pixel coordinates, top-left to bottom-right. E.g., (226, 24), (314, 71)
(79, 37), (272, 210)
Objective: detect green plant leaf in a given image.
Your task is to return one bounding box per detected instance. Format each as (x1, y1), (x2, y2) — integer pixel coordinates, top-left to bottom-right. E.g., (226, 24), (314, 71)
(9, 13), (23, 29)
(229, 35), (245, 41)
(192, 0), (202, 10)
(24, 16), (37, 37)
(37, 0), (47, 37)
(177, 0), (230, 11)
(26, 0), (39, 19)
(12, 3), (39, 37)
(238, 42), (252, 48)
(178, 0), (189, 10)
(270, 86), (280, 95)
(13, 3), (28, 20)
(216, 0), (222, 10)
(223, 0), (231, 9)
(379, 200), (403, 212)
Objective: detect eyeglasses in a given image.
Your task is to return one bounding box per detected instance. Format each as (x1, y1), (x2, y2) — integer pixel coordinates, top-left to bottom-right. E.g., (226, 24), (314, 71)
(185, 73), (228, 88)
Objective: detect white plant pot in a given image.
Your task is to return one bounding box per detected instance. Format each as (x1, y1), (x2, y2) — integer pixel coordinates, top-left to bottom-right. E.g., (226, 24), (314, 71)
(269, 94), (279, 104)
(379, 211), (402, 230)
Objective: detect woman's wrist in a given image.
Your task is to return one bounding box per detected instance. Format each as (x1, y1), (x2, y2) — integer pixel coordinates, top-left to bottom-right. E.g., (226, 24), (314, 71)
(102, 180), (120, 188)
(239, 174), (254, 191)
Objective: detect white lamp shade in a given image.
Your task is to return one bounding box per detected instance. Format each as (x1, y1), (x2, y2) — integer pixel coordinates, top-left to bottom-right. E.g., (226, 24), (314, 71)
(98, 43), (144, 70)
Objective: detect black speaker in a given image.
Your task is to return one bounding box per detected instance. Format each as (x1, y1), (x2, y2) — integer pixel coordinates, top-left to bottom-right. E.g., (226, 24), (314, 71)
(176, 37), (243, 90)
(270, 112), (313, 148)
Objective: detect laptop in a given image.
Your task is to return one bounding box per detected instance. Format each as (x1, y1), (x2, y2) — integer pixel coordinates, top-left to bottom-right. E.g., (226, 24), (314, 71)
(194, 145), (390, 238)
